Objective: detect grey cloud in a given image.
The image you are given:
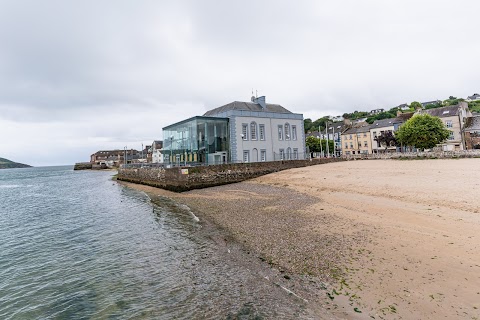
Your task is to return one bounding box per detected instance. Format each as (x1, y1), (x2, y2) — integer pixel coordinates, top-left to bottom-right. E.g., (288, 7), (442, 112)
(0, 0), (479, 165)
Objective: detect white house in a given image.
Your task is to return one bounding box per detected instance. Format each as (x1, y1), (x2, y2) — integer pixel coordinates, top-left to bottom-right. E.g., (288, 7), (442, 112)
(151, 140), (164, 163)
(203, 96), (306, 162)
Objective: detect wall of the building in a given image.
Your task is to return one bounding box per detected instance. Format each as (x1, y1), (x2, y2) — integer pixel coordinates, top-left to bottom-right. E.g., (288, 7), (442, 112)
(342, 132), (372, 155)
(232, 115), (305, 162)
(370, 125), (396, 152)
(439, 115), (464, 150)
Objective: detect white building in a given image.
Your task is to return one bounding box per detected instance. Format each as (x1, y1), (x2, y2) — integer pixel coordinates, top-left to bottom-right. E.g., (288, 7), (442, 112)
(151, 140), (164, 163)
(203, 96), (306, 162)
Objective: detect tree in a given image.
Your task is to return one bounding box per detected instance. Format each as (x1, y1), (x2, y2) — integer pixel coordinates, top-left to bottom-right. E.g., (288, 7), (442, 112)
(374, 131), (397, 150)
(395, 114), (450, 150)
(306, 136), (321, 152)
(410, 101), (422, 110)
(305, 136), (334, 154)
(304, 118), (313, 133)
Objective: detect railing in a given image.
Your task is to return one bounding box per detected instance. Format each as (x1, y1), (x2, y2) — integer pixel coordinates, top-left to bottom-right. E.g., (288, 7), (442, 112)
(342, 150), (480, 160)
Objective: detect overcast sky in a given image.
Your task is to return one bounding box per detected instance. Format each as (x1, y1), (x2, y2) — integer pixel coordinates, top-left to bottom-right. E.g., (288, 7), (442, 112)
(0, 0), (479, 166)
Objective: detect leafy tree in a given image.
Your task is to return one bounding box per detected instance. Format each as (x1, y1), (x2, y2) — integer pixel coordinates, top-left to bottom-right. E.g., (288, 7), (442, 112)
(444, 98), (464, 106)
(366, 111), (397, 124)
(304, 118), (313, 133)
(424, 102), (443, 109)
(374, 131), (397, 150)
(468, 101), (480, 113)
(395, 114), (450, 150)
(410, 101), (422, 110)
(305, 136), (334, 154)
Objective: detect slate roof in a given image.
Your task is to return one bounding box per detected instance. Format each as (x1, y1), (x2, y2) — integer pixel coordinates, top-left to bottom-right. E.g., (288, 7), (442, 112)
(371, 118), (398, 128)
(421, 100), (441, 106)
(464, 115), (480, 131)
(327, 123), (347, 133)
(343, 125), (371, 135)
(203, 101), (292, 116)
(422, 105), (461, 118)
(467, 93), (480, 100)
(396, 112), (415, 122)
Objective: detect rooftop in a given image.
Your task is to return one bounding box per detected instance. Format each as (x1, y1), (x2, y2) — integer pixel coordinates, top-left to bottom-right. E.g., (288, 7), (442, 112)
(421, 104), (463, 118)
(203, 100), (292, 116)
(464, 115), (480, 131)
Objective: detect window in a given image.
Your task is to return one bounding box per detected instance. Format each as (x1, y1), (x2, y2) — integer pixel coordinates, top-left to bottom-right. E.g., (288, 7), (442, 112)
(445, 120), (453, 128)
(259, 124), (265, 140)
(243, 150), (250, 162)
(345, 143), (348, 148)
(349, 134), (352, 140)
(261, 150), (266, 161)
(350, 143), (353, 148)
(250, 122), (257, 140)
(363, 133), (367, 137)
(448, 131), (455, 140)
(286, 147), (291, 160)
(358, 142), (362, 148)
(293, 148), (298, 160)
(373, 131), (377, 137)
(279, 149), (285, 160)
(278, 125), (283, 140)
(242, 124), (248, 140)
(292, 125), (297, 140)
(285, 123), (291, 140)
(364, 141), (368, 147)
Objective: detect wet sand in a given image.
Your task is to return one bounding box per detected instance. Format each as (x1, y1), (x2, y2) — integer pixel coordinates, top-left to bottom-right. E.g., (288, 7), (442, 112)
(120, 158), (480, 319)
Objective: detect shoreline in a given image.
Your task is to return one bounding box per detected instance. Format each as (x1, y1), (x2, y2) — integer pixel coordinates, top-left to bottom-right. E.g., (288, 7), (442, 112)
(118, 179), (370, 319)
(118, 158), (480, 319)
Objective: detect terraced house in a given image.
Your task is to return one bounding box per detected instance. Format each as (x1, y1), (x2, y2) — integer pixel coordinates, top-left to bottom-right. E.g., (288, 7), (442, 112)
(417, 102), (471, 151)
(341, 125), (372, 155)
(369, 112), (413, 153)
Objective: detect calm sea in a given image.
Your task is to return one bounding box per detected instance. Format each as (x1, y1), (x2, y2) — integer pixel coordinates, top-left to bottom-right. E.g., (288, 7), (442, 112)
(0, 166), (315, 319)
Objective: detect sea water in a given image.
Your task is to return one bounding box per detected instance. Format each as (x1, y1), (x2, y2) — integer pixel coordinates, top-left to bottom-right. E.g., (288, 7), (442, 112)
(0, 166), (314, 319)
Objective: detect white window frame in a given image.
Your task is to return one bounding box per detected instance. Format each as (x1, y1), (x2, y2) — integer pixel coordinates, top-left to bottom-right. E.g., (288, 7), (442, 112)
(243, 150), (250, 162)
(448, 131), (455, 140)
(250, 122), (257, 140)
(259, 124), (265, 141)
(285, 123), (291, 140)
(260, 149), (266, 162)
(445, 120), (453, 128)
(286, 147), (291, 160)
(278, 125), (283, 140)
(242, 124), (248, 140)
(292, 125), (297, 140)
(279, 149), (285, 160)
(293, 148), (298, 160)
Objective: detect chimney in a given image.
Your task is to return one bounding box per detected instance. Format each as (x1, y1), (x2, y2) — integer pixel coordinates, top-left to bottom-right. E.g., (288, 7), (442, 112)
(252, 96), (266, 109)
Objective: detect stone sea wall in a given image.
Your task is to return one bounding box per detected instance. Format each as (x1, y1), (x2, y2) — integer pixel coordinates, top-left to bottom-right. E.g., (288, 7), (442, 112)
(118, 158), (343, 192)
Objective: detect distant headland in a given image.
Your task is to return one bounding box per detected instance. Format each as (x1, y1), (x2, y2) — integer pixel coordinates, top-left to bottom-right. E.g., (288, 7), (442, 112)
(0, 157), (31, 169)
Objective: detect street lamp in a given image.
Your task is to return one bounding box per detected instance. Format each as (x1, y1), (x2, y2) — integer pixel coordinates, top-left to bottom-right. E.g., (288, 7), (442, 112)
(325, 122), (330, 158)
(169, 135), (174, 166)
(240, 134), (244, 162)
(286, 134), (290, 160)
(124, 146), (127, 167)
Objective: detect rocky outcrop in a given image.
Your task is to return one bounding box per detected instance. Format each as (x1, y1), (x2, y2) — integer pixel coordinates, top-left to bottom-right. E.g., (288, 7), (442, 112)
(73, 162), (93, 170)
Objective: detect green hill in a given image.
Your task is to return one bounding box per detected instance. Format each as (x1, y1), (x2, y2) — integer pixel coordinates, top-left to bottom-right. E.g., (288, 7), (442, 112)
(0, 157), (32, 169)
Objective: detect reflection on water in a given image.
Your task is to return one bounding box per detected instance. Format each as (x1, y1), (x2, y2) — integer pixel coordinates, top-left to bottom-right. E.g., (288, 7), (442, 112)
(0, 166), (315, 319)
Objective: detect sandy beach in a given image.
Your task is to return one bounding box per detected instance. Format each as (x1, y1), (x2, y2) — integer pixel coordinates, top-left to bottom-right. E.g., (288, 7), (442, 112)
(121, 158), (480, 319)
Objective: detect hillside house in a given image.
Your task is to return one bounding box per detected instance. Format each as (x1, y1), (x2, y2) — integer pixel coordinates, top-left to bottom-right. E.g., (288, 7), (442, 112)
(417, 102), (471, 151)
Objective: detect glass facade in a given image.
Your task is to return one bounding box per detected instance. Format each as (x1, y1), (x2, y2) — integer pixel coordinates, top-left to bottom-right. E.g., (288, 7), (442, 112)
(162, 116), (229, 165)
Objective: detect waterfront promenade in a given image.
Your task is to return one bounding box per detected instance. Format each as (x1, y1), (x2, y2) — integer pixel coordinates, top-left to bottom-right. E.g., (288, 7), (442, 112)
(121, 158), (480, 319)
